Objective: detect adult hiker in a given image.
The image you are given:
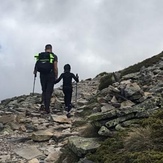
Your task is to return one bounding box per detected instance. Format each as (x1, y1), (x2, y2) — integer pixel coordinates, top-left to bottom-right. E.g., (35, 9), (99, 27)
(33, 44), (58, 114)
(55, 64), (79, 118)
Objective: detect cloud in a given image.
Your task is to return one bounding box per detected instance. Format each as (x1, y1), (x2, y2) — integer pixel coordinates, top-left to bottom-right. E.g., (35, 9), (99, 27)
(0, 0), (163, 100)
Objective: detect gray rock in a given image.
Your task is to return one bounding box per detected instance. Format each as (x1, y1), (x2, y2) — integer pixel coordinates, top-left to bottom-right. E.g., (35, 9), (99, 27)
(0, 123), (4, 131)
(68, 136), (100, 157)
(31, 130), (53, 142)
(120, 100), (135, 109)
(122, 72), (139, 80)
(115, 124), (125, 131)
(105, 113), (135, 128)
(0, 154), (11, 162)
(98, 126), (113, 137)
(44, 150), (62, 162)
(0, 114), (16, 124)
(124, 82), (141, 97)
(14, 146), (43, 160)
(51, 115), (72, 124)
(28, 158), (40, 163)
(101, 104), (116, 112)
(87, 109), (117, 122)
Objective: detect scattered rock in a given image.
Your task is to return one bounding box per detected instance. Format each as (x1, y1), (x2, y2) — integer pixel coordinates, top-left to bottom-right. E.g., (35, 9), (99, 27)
(14, 146), (43, 160)
(68, 136), (101, 157)
(31, 130), (53, 142)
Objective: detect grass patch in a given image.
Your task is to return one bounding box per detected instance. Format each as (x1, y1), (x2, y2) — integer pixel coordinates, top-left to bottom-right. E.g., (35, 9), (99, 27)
(98, 51), (163, 91)
(75, 103), (99, 118)
(96, 72), (108, 78)
(124, 127), (153, 152)
(86, 110), (163, 163)
(56, 145), (79, 163)
(119, 51), (163, 77)
(98, 73), (114, 90)
(79, 123), (100, 138)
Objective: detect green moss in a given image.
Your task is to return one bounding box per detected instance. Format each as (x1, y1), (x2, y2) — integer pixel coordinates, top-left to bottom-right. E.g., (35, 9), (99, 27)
(120, 51), (163, 77)
(57, 110), (163, 163)
(98, 52), (163, 90)
(75, 103), (99, 118)
(79, 123), (100, 138)
(124, 151), (163, 163)
(72, 119), (87, 127)
(124, 127), (153, 152)
(138, 110), (163, 127)
(56, 145), (79, 163)
(87, 110), (163, 163)
(87, 95), (98, 104)
(136, 110), (163, 151)
(96, 72), (108, 78)
(87, 134), (125, 163)
(88, 140), (163, 163)
(75, 107), (93, 118)
(98, 73), (114, 90)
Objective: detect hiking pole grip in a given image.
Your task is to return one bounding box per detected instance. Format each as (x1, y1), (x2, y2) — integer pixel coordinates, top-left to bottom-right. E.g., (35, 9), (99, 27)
(75, 74), (78, 105)
(32, 74), (37, 95)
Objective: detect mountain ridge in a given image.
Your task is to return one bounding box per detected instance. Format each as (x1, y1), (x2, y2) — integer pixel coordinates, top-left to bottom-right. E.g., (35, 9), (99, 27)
(1, 51), (163, 162)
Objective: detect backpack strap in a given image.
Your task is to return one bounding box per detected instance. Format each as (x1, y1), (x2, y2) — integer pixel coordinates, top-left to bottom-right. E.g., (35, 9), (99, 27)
(49, 53), (54, 63)
(34, 53), (54, 63)
(34, 54), (39, 61)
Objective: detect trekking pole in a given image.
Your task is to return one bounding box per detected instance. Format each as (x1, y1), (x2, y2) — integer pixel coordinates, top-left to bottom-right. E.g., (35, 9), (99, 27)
(75, 74), (78, 107)
(32, 73), (37, 95)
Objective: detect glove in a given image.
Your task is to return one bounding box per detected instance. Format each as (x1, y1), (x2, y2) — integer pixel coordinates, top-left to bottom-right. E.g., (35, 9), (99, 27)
(33, 70), (37, 77)
(76, 73), (79, 78)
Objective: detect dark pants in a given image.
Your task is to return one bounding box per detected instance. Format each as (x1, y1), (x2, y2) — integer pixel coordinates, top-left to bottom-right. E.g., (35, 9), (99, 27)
(40, 72), (55, 112)
(63, 86), (72, 112)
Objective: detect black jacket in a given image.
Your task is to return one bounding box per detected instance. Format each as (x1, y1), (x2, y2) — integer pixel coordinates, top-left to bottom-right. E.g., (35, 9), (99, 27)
(55, 72), (79, 88)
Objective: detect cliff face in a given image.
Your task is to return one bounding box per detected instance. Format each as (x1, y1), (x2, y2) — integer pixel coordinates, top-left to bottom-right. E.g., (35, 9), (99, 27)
(1, 52), (163, 162)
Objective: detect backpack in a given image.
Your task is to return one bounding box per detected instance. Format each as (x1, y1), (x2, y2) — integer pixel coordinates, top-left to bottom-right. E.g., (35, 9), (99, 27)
(35, 52), (54, 73)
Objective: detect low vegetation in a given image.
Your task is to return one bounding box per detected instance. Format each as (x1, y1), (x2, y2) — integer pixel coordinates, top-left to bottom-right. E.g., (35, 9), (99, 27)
(98, 51), (163, 91)
(96, 72), (108, 78)
(87, 110), (163, 163)
(57, 145), (79, 163)
(120, 51), (163, 76)
(98, 73), (114, 90)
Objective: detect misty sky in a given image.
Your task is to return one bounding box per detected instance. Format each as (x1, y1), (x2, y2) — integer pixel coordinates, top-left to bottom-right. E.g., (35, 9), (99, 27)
(1, 0), (163, 101)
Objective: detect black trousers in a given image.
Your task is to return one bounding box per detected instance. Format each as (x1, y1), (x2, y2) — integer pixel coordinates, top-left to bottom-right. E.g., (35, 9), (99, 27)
(63, 86), (72, 112)
(40, 72), (55, 112)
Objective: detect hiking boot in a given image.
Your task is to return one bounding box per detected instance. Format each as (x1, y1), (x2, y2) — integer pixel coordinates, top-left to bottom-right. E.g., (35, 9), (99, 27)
(45, 108), (50, 114)
(65, 106), (68, 111)
(70, 103), (75, 108)
(66, 112), (71, 118)
(68, 105), (72, 112)
(39, 104), (45, 111)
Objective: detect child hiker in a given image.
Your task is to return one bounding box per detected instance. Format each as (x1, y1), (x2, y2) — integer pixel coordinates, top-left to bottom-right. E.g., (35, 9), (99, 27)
(55, 64), (79, 117)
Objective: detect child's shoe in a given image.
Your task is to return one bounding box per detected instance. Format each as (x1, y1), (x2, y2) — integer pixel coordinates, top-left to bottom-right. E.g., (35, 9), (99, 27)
(39, 104), (45, 111)
(66, 112), (71, 118)
(65, 106), (68, 111)
(68, 104), (72, 112)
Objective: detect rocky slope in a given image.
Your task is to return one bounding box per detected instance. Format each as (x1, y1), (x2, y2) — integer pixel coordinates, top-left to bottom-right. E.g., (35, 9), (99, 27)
(1, 52), (163, 162)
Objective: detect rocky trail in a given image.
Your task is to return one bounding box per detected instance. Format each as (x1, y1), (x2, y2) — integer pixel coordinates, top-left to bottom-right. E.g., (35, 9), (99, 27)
(1, 55), (163, 162)
(0, 78), (100, 163)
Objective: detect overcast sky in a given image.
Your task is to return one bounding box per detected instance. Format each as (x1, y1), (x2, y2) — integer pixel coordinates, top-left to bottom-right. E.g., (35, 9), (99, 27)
(1, 0), (163, 101)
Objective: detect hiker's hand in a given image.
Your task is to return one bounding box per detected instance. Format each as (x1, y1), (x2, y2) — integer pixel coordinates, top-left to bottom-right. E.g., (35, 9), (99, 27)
(55, 75), (58, 79)
(33, 71), (37, 77)
(76, 74), (79, 78)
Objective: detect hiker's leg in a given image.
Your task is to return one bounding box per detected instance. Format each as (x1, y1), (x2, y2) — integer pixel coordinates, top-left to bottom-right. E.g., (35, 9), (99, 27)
(45, 74), (55, 113)
(67, 89), (72, 112)
(40, 74), (48, 108)
(64, 93), (69, 109)
(63, 87), (69, 108)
